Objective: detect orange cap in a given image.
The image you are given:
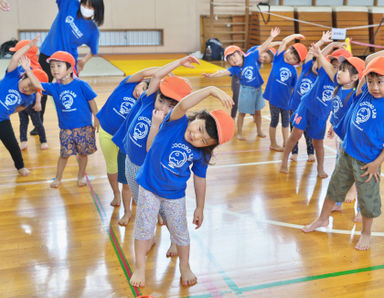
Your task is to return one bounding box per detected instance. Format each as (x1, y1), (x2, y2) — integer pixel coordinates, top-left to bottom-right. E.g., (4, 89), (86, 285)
(9, 40), (38, 54)
(31, 69), (49, 95)
(268, 47), (277, 56)
(363, 56), (384, 77)
(326, 48), (352, 62)
(338, 56), (365, 79)
(291, 43), (307, 62)
(224, 45), (245, 61)
(209, 110), (235, 144)
(159, 76), (192, 102)
(47, 51), (77, 76)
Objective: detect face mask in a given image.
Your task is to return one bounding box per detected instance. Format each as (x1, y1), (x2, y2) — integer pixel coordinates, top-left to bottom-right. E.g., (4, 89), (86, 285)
(80, 5), (94, 18)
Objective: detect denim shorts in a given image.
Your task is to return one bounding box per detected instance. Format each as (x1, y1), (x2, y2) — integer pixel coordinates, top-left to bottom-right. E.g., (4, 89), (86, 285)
(238, 85), (265, 114)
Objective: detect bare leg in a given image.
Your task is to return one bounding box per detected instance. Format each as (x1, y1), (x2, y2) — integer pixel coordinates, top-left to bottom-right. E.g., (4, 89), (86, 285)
(236, 113), (246, 140)
(107, 172), (121, 206)
(302, 197), (334, 232)
(254, 111), (265, 137)
(166, 242), (178, 257)
(355, 216), (373, 250)
(280, 127), (303, 173)
(312, 139), (328, 178)
(50, 156), (69, 188)
(345, 184), (357, 203)
(269, 126), (283, 152)
(177, 245), (197, 286)
(282, 126), (289, 148)
(118, 183), (132, 226)
(130, 238), (152, 287)
(77, 154), (88, 187)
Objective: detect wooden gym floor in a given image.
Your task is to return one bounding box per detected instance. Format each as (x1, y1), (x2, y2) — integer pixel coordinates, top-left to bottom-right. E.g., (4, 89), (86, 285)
(1, 58), (384, 297)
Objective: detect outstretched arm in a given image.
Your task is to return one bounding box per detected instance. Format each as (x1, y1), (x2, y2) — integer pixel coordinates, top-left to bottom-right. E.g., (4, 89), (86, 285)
(321, 41), (347, 57)
(20, 56), (44, 92)
(126, 67), (160, 83)
(8, 35), (39, 73)
(192, 174), (206, 229)
(305, 31), (332, 63)
(146, 55), (200, 96)
(170, 86), (233, 121)
(202, 69), (231, 78)
(258, 27), (280, 54)
(0, 0), (10, 11)
(310, 43), (336, 82)
(146, 109), (165, 151)
(277, 33), (304, 55)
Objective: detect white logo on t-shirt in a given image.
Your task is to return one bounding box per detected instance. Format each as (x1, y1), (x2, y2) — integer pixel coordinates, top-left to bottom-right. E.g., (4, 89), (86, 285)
(65, 16), (83, 39)
(299, 78), (313, 95)
(167, 143), (194, 169)
(60, 90), (77, 110)
(119, 97), (136, 115)
(332, 95), (342, 114)
(4, 89), (21, 106)
(132, 116), (150, 140)
(279, 67), (292, 82)
(242, 66), (255, 82)
(354, 101), (377, 126)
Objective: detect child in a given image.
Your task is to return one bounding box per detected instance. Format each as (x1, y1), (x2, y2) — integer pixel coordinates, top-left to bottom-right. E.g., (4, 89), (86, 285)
(0, 37), (48, 176)
(26, 51), (99, 188)
(303, 55), (384, 251)
(112, 56), (197, 226)
(287, 31), (333, 162)
(263, 33), (307, 151)
(203, 27), (280, 140)
(280, 43), (352, 177)
(97, 67), (157, 212)
(129, 86), (235, 288)
(9, 40), (48, 151)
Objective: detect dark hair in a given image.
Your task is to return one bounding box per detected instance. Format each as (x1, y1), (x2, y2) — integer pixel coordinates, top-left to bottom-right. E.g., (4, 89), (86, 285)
(141, 78), (151, 89)
(289, 46), (301, 63)
(332, 60), (359, 104)
(367, 72), (382, 78)
(158, 90), (178, 106)
(78, 0), (104, 26)
(188, 110), (219, 164)
(266, 50), (275, 62)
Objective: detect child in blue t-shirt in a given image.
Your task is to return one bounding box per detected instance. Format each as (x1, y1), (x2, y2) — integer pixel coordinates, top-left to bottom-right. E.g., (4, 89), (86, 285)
(0, 37), (48, 176)
(264, 33), (307, 152)
(129, 86), (235, 288)
(202, 27), (280, 140)
(26, 51), (99, 188)
(280, 42), (352, 178)
(303, 54), (384, 251)
(96, 67), (157, 223)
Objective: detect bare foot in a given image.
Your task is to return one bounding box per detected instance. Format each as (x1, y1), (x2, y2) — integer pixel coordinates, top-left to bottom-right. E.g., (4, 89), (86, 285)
(270, 145), (284, 152)
(118, 211), (132, 226)
(18, 167), (30, 176)
(353, 212), (362, 223)
(180, 266), (197, 287)
(257, 132), (266, 138)
(166, 243), (178, 257)
(50, 179), (61, 188)
(20, 141), (28, 151)
(110, 195), (121, 207)
(237, 134), (246, 141)
(355, 234), (370, 250)
(290, 154), (298, 162)
(317, 170), (328, 179)
(331, 204), (342, 212)
(130, 268), (145, 288)
(279, 165), (288, 174)
(307, 154), (315, 162)
(77, 176), (87, 187)
(345, 188), (356, 203)
(158, 213), (165, 225)
(302, 217), (329, 232)
(40, 142), (48, 150)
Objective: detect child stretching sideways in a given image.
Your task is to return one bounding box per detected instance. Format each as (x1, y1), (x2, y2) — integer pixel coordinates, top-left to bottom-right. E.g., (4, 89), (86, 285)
(25, 51), (99, 188)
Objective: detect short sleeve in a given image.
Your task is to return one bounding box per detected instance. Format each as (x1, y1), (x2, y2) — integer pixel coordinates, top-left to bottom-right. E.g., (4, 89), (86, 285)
(191, 156), (208, 178)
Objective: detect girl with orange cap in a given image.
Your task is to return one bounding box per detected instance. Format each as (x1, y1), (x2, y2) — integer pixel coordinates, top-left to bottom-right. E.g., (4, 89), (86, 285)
(0, 37), (48, 176)
(130, 85), (235, 288)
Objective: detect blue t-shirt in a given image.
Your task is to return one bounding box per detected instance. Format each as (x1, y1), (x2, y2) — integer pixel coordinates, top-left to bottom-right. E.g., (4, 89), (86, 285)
(40, 0), (99, 62)
(42, 79), (97, 129)
(136, 113), (208, 200)
(228, 50), (264, 88)
(301, 67), (337, 121)
(333, 91), (359, 141)
(288, 60), (316, 112)
(0, 69), (34, 121)
(329, 88), (355, 127)
(97, 76), (138, 135)
(263, 51), (297, 110)
(343, 83), (384, 163)
(111, 91), (155, 154)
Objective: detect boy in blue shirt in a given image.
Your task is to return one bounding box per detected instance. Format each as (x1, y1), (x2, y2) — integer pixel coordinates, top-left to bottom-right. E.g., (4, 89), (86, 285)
(303, 55), (384, 251)
(26, 51), (99, 188)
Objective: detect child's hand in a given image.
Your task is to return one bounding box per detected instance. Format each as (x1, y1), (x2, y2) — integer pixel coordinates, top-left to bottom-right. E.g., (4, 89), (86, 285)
(270, 27), (280, 38)
(327, 126), (334, 139)
(309, 43), (321, 57)
(93, 117), (100, 133)
(193, 207), (204, 229)
(0, 0), (10, 11)
(19, 56), (31, 70)
(151, 109), (166, 127)
(210, 86), (234, 110)
(180, 55), (200, 68)
(321, 31), (333, 43)
(33, 101), (42, 112)
(202, 73), (212, 78)
(361, 161), (381, 183)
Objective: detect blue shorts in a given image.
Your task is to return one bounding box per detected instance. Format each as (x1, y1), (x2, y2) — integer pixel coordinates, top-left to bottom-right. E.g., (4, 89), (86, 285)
(117, 150), (128, 184)
(238, 85), (265, 114)
(291, 104), (326, 140)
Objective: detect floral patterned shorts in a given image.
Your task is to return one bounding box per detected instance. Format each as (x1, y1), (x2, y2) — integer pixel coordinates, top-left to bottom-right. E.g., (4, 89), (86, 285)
(60, 125), (97, 157)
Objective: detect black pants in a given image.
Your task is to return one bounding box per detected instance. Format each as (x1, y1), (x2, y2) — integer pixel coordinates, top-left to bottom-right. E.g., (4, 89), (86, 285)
(0, 119), (24, 169)
(231, 75), (240, 118)
(19, 106), (47, 143)
(38, 53), (54, 123)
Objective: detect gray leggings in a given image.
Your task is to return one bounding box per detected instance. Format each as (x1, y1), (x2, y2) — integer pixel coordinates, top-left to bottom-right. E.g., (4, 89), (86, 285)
(269, 103), (290, 128)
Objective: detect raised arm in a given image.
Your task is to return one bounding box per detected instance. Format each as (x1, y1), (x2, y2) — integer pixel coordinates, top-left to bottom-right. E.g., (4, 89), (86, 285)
(146, 55), (200, 96)
(305, 31), (333, 63)
(310, 43), (337, 81)
(258, 27), (280, 54)
(321, 41), (346, 57)
(127, 67), (161, 83)
(202, 69), (231, 78)
(0, 0), (10, 11)
(20, 56), (44, 92)
(277, 33), (305, 55)
(170, 86), (233, 121)
(7, 35), (39, 73)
